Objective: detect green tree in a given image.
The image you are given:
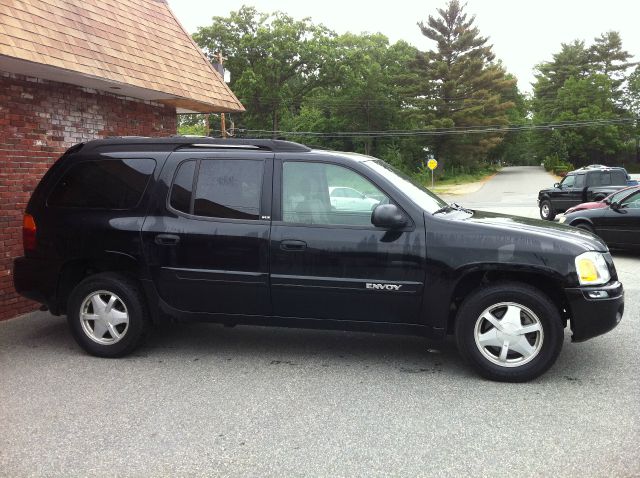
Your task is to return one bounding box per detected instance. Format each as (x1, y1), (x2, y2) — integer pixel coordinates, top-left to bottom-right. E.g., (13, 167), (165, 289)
(488, 77), (534, 165)
(533, 41), (590, 106)
(589, 32), (634, 93)
(532, 32), (636, 166)
(623, 65), (640, 163)
(281, 33), (421, 167)
(410, 0), (515, 170)
(193, 6), (335, 135)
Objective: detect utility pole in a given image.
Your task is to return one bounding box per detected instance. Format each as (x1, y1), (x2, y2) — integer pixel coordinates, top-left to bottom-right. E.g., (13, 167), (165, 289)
(215, 51), (227, 138)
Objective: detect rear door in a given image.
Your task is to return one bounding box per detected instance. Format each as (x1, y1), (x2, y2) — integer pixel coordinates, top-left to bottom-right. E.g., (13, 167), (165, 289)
(269, 157), (426, 324)
(142, 151), (273, 316)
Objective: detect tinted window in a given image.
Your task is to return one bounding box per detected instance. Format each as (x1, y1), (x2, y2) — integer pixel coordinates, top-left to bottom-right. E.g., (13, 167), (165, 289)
(600, 172), (612, 186)
(169, 161), (196, 214)
(574, 174), (585, 188)
(283, 162), (388, 226)
(48, 159), (155, 209)
(611, 170), (627, 185)
(193, 160), (263, 219)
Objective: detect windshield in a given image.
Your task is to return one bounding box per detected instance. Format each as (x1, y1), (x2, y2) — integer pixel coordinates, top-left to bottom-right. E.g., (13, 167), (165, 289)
(363, 160), (448, 213)
(607, 186), (638, 204)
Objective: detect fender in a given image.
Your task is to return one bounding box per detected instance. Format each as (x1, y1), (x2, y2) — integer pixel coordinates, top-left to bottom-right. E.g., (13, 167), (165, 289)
(422, 262), (569, 335)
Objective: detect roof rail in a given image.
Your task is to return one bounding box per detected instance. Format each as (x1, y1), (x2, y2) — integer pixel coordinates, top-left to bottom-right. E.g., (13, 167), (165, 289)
(174, 138), (311, 152)
(78, 136), (312, 153)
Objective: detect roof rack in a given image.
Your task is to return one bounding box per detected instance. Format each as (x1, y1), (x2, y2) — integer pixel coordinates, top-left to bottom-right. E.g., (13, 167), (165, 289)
(174, 138), (311, 152)
(81, 136), (311, 153)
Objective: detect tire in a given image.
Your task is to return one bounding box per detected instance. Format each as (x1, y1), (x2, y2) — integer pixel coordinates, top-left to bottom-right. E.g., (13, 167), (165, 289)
(539, 200), (556, 221)
(455, 282), (564, 382)
(67, 272), (149, 357)
(575, 223), (595, 234)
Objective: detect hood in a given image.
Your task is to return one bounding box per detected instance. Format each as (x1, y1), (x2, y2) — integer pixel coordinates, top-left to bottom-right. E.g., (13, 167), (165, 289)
(458, 210), (608, 252)
(566, 201), (605, 213)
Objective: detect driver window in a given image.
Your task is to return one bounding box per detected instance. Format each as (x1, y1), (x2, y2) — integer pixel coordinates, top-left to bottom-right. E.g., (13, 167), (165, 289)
(282, 162), (388, 226)
(561, 175), (575, 188)
(621, 191), (640, 209)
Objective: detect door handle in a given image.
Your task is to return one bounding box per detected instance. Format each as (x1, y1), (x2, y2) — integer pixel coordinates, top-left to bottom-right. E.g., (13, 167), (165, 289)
(155, 234), (180, 246)
(280, 239), (307, 251)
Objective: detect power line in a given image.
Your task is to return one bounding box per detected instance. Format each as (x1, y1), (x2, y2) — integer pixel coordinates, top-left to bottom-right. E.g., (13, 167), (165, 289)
(241, 117), (634, 139)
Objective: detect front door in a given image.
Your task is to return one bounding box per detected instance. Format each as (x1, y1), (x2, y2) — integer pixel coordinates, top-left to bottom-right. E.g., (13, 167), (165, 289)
(598, 190), (640, 248)
(142, 152), (273, 316)
(269, 159), (426, 324)
(556, 173), (584, 211)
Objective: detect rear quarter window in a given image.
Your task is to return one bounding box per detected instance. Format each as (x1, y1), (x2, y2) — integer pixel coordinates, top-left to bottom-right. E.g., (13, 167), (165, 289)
(47, 158), (156, 209)
(611, 170), (627, 185)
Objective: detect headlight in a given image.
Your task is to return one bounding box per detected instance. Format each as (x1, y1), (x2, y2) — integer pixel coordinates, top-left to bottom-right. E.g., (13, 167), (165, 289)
(558, 215), (567, 224)
(575, 251), (610, 286)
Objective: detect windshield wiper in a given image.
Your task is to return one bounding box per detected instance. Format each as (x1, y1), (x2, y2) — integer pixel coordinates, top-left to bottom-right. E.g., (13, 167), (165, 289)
(432, 202), (472, 215)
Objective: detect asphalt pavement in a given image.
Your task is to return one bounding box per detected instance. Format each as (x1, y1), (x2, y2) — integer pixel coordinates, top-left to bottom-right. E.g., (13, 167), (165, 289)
(1, 166), (639, 477)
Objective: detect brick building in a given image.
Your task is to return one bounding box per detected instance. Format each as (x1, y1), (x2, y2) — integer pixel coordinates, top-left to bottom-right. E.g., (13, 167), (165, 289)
(0, 0), (244, 320)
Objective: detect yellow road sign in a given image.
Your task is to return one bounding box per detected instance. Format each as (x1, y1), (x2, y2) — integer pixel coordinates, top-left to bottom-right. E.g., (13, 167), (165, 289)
(427, 158), (438, 170)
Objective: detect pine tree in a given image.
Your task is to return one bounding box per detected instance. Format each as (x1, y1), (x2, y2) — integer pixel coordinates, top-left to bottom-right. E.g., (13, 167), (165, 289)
(411, 0), (515, 170)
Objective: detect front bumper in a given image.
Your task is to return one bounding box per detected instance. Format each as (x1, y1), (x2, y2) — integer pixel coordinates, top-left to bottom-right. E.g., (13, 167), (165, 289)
(565, 281), (624, 342)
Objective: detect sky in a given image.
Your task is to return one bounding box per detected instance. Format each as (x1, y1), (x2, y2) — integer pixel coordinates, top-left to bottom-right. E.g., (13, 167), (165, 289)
(168, 0), (639, 93)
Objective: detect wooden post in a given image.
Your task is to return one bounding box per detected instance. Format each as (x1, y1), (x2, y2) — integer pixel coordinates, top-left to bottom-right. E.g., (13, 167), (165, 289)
(216, 51), (227, 138)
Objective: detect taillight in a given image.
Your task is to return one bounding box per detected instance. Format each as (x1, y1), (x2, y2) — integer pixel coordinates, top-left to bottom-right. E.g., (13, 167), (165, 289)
(23, 214), (37, 253)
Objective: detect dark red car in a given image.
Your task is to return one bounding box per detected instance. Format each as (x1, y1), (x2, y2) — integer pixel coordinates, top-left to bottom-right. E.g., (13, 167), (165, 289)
(564, 186), (640, 214)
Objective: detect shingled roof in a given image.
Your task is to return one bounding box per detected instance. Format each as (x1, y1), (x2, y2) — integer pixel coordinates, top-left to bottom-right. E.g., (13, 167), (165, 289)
(0, 0), (244, 113)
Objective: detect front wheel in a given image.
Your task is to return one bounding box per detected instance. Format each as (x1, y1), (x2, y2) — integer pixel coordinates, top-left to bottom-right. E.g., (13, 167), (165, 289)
(455, 282), (564, 382)
(575, 223), (595, 234)
(67, 273), (149, 357)
(539, 200), (556, 220)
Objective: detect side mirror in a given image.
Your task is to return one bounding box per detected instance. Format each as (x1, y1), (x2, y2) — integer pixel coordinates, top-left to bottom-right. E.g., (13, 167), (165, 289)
(554, 182), (561, 188)
(371, 204), (407, 229)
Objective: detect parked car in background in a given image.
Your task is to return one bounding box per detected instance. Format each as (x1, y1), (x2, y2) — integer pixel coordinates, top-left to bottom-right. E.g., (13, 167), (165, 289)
(560, 187), (640, 250)
(564, 186), (640, 214)
(538, 167), (630, 220)
(329, 186), (380, 211)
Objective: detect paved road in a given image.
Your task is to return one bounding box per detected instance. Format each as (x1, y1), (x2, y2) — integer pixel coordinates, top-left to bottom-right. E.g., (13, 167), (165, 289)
(1, 167), (639, 477)
(442, 165), (555, 218)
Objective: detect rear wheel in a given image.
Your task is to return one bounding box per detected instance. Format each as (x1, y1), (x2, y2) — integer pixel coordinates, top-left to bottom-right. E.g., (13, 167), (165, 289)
(539, 200), (556, 220)
(67, 273), (149, 357)
(455, 282), (564, 382)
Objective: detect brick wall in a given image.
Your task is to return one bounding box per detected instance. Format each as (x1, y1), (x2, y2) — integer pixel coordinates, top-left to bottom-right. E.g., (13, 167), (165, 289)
(0, 71), (177, 321)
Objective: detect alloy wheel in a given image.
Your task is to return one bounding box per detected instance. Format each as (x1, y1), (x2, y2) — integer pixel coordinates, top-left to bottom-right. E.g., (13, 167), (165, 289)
(473, 302), (544, 368)
(79, 290), (130, 345)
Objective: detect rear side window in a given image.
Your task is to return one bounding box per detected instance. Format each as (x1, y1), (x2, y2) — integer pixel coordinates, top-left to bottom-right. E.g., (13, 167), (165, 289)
(169, 159), (263, 220)
(169, 160), (196, 214)
(48, 159), (156, 209)
(611, 170), (627, 185)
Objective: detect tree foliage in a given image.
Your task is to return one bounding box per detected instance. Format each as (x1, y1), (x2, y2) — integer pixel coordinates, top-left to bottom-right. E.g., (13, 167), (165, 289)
(187, 3), (638, 181)
(532, 32), (636, 166)
(407, 0), (516, 169)
(193, 6), (335, 133)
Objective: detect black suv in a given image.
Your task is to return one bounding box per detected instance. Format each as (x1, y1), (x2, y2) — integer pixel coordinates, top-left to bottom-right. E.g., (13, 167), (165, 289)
(538, 166), (630, 220)
(14, 138), (624, 382)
